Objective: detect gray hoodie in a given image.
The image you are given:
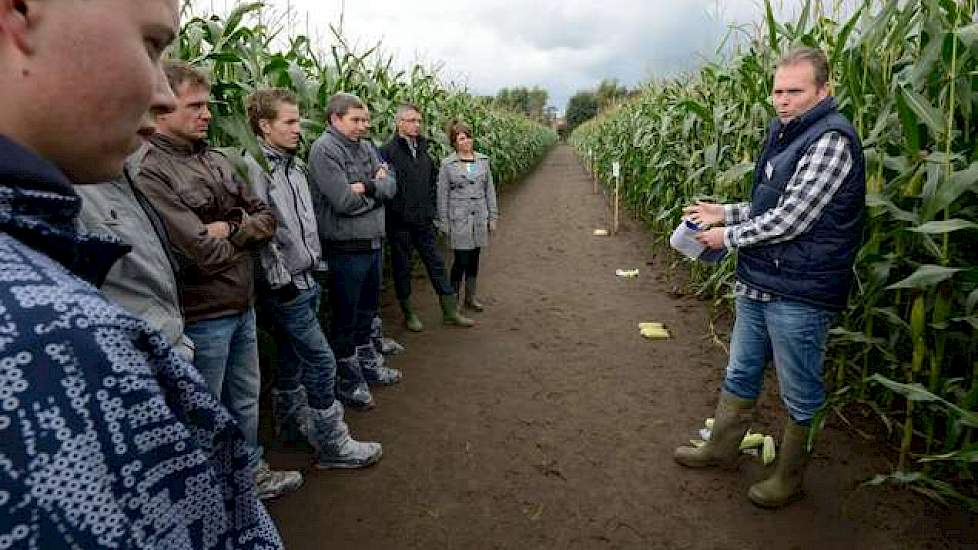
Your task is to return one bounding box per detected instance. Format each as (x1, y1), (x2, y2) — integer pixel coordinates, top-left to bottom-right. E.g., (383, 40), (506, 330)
(308, 126), (396, 252)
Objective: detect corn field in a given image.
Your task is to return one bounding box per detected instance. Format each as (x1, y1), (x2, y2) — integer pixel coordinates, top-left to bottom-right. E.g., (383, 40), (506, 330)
(175, 2), (555, 188)
(573, 0), (978, 508)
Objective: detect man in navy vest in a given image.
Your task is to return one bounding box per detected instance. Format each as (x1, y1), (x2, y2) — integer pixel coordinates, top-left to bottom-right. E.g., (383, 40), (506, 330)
(674, 47), (866, 508)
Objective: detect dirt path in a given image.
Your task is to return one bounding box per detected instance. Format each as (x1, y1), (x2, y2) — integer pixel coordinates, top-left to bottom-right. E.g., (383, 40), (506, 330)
(266, 145), (974, 549)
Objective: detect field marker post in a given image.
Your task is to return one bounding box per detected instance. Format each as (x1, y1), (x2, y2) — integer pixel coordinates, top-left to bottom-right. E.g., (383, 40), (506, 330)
(589, 149), (598, 194)
(612, 161), (621, 235)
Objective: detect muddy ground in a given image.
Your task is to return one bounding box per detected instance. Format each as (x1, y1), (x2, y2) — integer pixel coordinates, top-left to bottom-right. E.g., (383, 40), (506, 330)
(265, 145), (976, 549)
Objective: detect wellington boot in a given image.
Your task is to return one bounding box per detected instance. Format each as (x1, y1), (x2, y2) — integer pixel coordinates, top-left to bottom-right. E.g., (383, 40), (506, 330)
(399, 299), (424, 332)
(464, 278), (484, 312)
(748, 420), (810, 508)
(440, 294), (475, 327)
(674, 390), (755, 468)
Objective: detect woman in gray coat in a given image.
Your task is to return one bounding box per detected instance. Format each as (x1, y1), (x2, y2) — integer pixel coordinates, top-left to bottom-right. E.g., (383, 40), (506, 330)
(437, 120), (499, 311)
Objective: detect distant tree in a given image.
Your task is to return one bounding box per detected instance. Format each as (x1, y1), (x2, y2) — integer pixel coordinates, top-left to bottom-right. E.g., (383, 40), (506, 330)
(595, 78), (629, 109)
(565, 91), (599, 131)
(495, 86), (549, 121)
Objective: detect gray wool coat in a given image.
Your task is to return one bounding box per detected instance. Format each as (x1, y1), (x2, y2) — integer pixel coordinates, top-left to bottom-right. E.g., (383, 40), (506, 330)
(437, 152), (498, 250)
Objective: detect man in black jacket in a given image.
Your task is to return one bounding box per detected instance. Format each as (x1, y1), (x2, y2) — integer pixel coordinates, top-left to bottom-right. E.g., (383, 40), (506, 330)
(381, 104), (474, 331)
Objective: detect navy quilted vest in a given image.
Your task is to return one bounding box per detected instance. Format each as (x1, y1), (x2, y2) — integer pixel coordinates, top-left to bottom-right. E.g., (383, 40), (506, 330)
(735, 97), (866, 311)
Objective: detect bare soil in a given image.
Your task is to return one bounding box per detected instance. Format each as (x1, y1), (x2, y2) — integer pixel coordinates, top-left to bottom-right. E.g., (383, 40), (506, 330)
(265, 145), (976, 549)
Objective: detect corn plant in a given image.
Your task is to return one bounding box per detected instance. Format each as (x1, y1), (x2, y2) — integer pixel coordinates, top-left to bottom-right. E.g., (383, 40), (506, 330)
(573, 0), (978, 508)
(174, 2), (556, 188)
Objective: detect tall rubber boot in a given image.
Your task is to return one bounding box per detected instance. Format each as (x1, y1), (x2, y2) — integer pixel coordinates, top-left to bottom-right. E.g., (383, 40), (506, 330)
(399, 298), (424, 332)
(748, 420), (811, 508)
(336, 355), (374, 410)
(464, 277), (484, 312)
(357, 344), (402, 385)
(674, 390), (755, 468)
(439, 294), (475, 327)
(271, 387), (308, 443)
(301, 400), (383, 469)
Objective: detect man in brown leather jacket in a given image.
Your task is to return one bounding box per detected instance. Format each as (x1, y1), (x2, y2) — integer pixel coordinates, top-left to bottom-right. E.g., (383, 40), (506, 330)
(136, 60), (303, 500)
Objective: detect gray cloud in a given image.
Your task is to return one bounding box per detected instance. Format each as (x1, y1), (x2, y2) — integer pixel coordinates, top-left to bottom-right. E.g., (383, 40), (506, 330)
(228, 0), (807, 112)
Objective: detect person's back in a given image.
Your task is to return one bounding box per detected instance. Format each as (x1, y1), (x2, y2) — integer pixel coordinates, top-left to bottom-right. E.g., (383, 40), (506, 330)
(0, 1), (281, 546)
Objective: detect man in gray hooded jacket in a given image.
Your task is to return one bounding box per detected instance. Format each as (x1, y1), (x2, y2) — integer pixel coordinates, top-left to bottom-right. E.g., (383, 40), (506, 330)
(245, 88), (382, 469)
(308, 92), (402, 410)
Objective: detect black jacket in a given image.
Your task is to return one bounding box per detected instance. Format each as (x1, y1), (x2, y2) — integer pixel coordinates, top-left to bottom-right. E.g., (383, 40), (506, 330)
(380, 134), (438, 227)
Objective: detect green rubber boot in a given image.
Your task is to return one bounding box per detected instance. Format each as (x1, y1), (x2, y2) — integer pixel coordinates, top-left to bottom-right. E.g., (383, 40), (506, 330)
(748, 420), (810, 508)
(439, 294), (475, 327)
(674, 390), (755, 468)
(399, 299), (423, 332)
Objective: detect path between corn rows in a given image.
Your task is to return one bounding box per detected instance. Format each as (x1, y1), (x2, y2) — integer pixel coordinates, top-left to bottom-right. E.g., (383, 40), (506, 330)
(265, 144), (973, 549)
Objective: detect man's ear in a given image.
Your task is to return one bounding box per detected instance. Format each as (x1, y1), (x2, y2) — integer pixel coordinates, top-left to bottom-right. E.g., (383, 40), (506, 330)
(0, 0), (35, 56)
(258, 118), (272, 139)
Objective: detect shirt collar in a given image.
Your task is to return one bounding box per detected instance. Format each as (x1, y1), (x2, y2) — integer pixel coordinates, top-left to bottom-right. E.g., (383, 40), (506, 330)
(0, 134), (131, 286)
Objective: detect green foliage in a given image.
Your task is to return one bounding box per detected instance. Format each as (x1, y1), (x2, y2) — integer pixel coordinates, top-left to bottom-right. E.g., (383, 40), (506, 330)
(495, 86), (550, 123)
(173, 4), (555, 188)
(565, 91), (599, 131)
(573, 0), (978, 506)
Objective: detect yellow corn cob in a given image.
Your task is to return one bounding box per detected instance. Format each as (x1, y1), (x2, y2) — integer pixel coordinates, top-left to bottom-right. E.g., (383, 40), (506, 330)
(640, 327), (670, 339)
(739, 432), (765, 450)
(762, 435), (776, 465)
(638, 322), (665, 330)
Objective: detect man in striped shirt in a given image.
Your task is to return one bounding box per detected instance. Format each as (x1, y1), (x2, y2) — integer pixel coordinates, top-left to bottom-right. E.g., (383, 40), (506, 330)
(674, 47), (866, 509)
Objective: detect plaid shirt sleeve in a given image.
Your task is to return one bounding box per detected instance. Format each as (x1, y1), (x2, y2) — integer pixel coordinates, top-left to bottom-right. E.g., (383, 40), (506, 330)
(724, 202), (752, 225)
(724, 131), (852, 249)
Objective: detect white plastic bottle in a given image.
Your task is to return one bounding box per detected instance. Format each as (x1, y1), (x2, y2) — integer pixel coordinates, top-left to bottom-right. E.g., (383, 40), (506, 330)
(670, 219), (706, 260)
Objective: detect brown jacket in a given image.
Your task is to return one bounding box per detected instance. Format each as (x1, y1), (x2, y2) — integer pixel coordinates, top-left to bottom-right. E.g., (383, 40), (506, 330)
(136, 133), (276, 322)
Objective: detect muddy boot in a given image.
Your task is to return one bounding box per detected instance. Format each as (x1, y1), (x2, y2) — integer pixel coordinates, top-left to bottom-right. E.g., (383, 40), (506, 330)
(271, 386), (308, 443)
(399, 299), (424, 332)
(748, 420), (811, 508)
(674, 390), (755, 468)
(301, 400), (383, 469)
(371, 316), (405, 355)
(357, 344), (402, 385)
(464, 278), (484, 312)
(440, 294), (475, 327)
(254, 460), (303, 500)
(336, 355), (374, 411)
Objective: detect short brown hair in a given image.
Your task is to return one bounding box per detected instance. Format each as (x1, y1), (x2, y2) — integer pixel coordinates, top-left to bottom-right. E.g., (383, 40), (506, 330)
(246, 88), (298, 136)
(163, 60), (210, 94)
(777, 47), (830, 88)
(446, 119), (473, 149)
(326, 93), (365, 120)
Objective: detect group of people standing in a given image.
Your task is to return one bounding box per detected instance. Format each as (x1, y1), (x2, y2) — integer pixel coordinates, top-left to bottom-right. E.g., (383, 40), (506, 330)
(0, 0), (863, 545)
(84, 61), (502, 501)
(0, 0), (495, 540)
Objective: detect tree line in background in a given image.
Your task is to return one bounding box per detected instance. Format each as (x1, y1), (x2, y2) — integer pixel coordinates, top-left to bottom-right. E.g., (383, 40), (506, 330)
(565, 79), (635, 133)
(573, 0), (978, 509)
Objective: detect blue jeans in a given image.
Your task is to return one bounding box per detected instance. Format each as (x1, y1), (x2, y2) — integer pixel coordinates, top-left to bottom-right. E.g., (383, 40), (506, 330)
(185, 308), (262, 467)
(389, 223), (454, 299)
(722, 296), (836, 425)
(326, 249), (382, 360)
(263, 282), (337, 410)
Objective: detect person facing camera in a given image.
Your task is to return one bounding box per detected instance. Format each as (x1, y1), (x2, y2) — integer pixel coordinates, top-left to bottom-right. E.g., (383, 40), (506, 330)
(244, 87), (382, 470)
(437, 120), (499, 312)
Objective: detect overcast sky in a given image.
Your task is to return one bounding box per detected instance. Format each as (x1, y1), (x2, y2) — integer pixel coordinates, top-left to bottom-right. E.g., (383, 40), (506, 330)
(201, 1), (809, 111)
